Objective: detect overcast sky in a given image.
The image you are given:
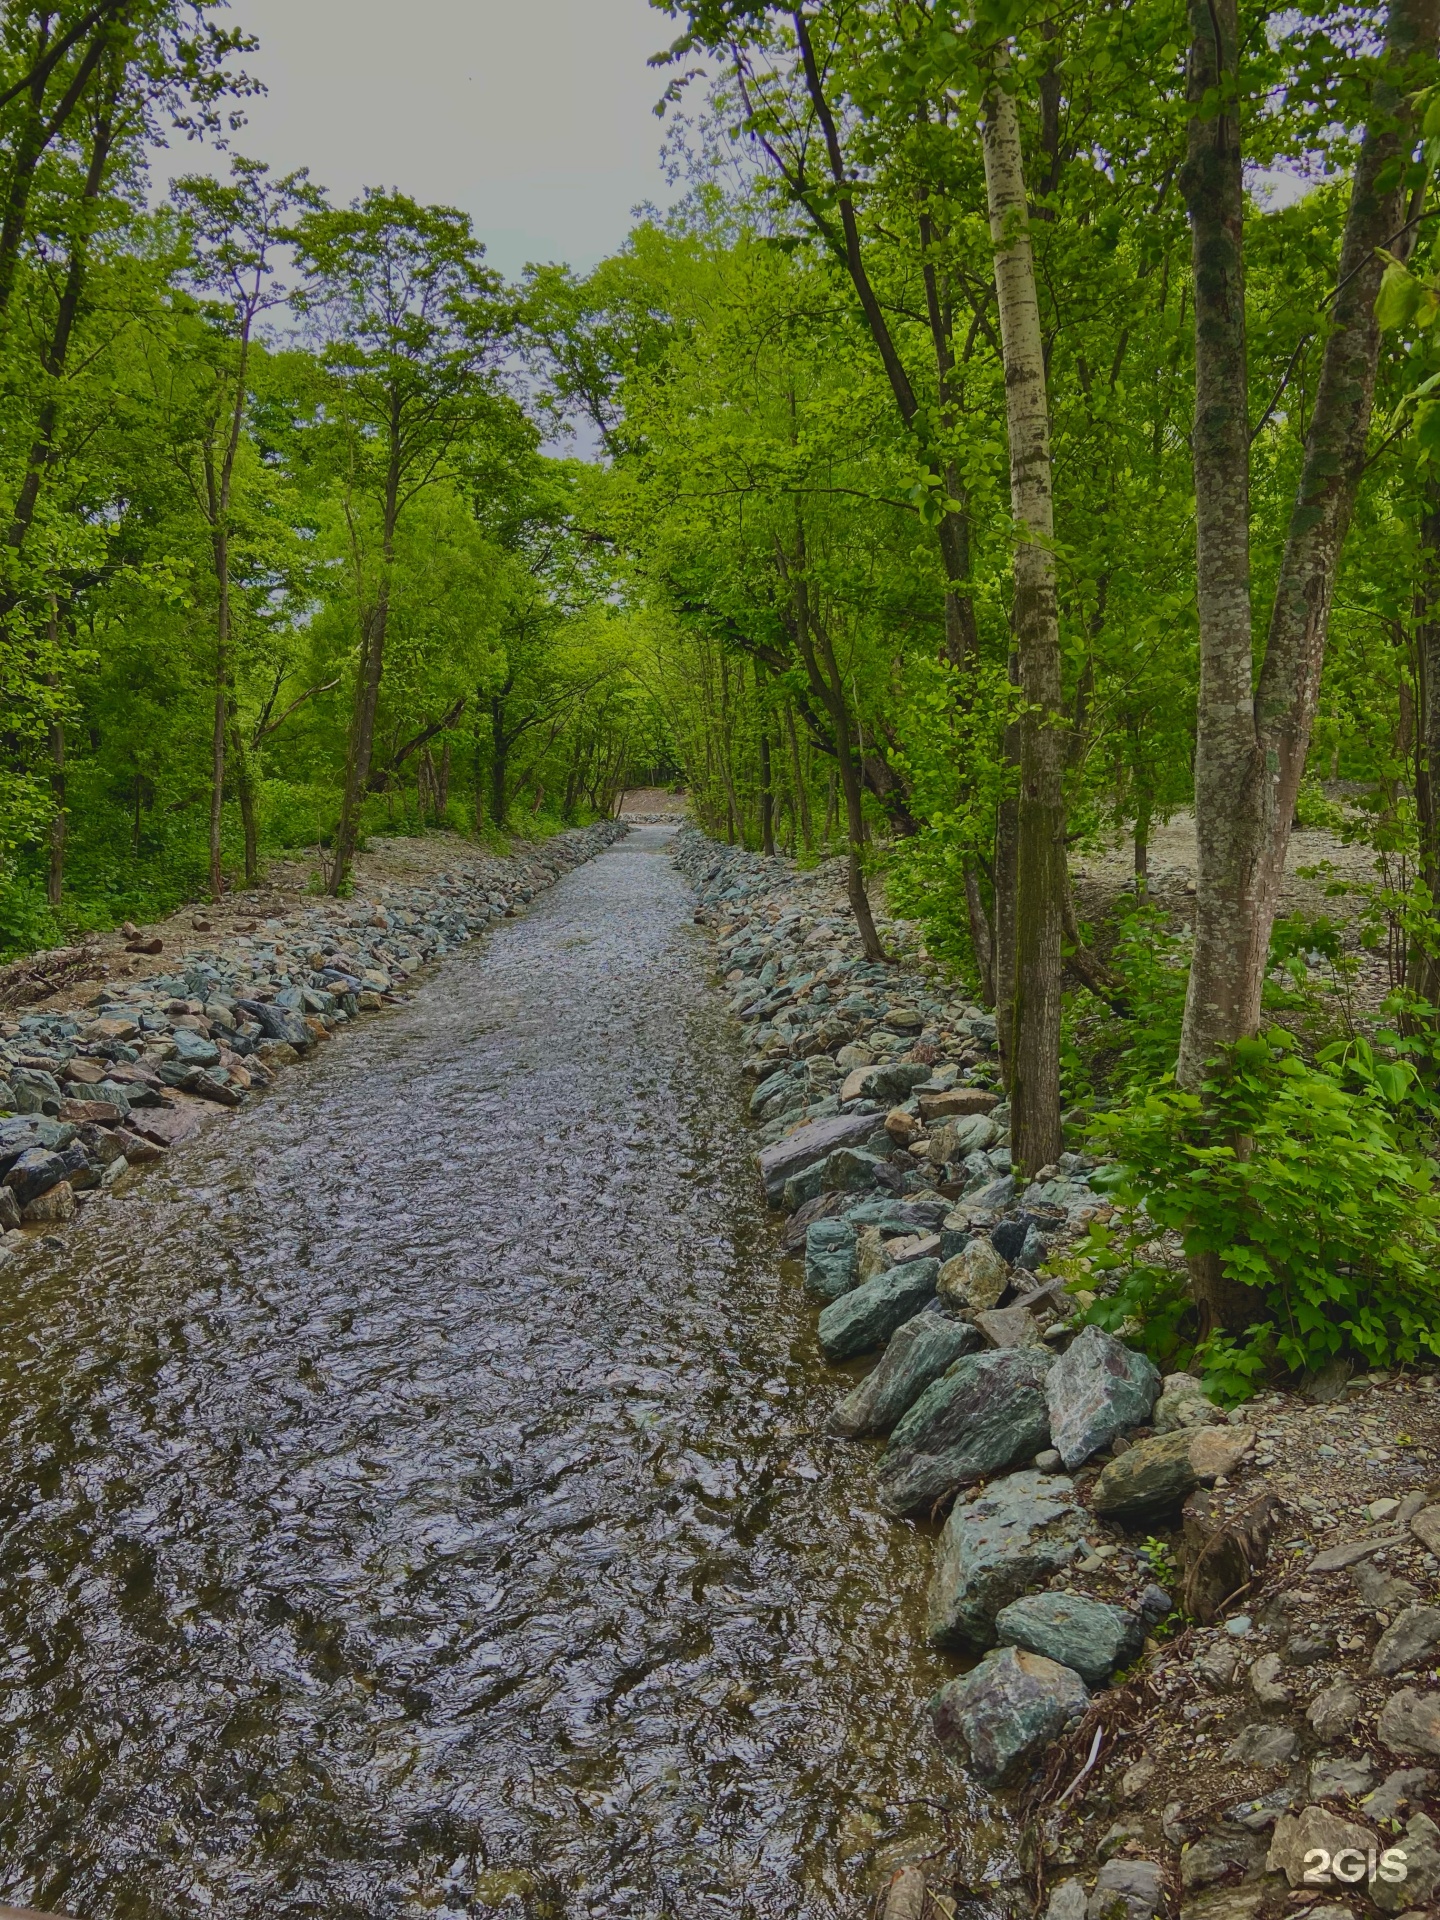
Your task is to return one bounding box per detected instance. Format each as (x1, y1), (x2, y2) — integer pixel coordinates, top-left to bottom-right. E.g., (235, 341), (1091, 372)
(168, 0), (684, 279)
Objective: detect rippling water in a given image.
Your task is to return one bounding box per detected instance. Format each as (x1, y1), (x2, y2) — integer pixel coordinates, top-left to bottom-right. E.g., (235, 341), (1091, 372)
(0, 827), (1007, 1920)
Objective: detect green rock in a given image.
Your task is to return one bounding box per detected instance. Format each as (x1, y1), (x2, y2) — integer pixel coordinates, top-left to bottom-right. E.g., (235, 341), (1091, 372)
(816, 1257), (939, 1362)
(822, 1146), (887, 1193)
(927, 1468), (1088, 1649)
(828, 1312), (979, 1437)
(1091, 1428), (1198, 1519)
(803, 1218), (858, 1301)
(879, 1346), (1054, 1516)
(931, 1644), (1088, 1783)
(993, 1590), (1144, 1686)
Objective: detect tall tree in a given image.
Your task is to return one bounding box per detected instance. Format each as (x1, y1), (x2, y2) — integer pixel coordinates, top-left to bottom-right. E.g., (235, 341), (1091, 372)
(292, 188), (512, 892)
(170, 155), (320, 899)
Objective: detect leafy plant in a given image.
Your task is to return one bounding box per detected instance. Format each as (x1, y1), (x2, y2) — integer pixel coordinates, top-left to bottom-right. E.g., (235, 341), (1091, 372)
(1078, 1030), (1440, 1388)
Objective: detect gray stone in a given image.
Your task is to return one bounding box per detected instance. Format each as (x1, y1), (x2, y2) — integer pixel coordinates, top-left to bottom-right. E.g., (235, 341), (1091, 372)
(993, 1590), (1144, 1686)
(1196, 1642), (1240, 1690)
(1045, 1881), (1088, 1920)
(1222, 1723), (1298, 1768)
(1371, 1605), (1440, 1677)
(1086, 1858), (1164, 1920)
(1373, 1811), (1440, 1913)
(1309, 1533), (1406, 1573)
(1223, 1788), (1299, 1831)
(803, 1218), (858, 1301)
(1045, 1325), (1161, 1468)
(3, 1147), (66, 1206)
(926, 1468), (1087, 1648)
(1267, 1806), (1375, 1890)
(821, 1146), (888, 1194)
(816, 1258), (939, 1363)
(880, 1347), (1055, 1517)
(936, 1236), (1010, 1311)
(1361, 1768), (1434, 1821)
(1309, 1756), (1375, 1801)
(1153, 1371), (1223, 1433)
(828, 1313), (980, 1438)
(1378, 1689), (1440, 1759)
(931, 1644), (1087, 1785)
(1092, 1428), (1199, 1519)
(170, 1027), (220, 1068)
(1249, 1651), (1291, 1707)
(1308, 1679), (1360, 1742)
(0, 1187), (17, 1231)
(1180, 1829), (1265, 1890)
(975, 1304), (1042, 1348)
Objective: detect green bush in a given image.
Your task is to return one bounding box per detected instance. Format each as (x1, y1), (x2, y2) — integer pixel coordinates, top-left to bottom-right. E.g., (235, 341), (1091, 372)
(1076, 1029), (1440, 1393)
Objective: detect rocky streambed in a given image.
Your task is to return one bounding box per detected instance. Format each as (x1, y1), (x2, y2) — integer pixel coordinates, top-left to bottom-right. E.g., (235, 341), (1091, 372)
(680, 829), (1440, 1920)
(0, 822), (1012, 1920)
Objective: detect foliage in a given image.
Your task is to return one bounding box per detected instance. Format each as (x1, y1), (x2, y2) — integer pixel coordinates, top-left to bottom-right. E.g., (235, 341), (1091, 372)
(1075, 1032), (1440, 1390)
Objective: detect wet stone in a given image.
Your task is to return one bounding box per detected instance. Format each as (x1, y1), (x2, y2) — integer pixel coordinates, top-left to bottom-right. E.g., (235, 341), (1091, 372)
(930, 1644), (1087, 1785)
(827, 1312), (979, 1438)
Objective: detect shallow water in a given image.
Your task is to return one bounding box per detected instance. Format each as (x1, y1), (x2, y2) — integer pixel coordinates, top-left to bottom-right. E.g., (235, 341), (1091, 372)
(0, 826), (1005, 1919)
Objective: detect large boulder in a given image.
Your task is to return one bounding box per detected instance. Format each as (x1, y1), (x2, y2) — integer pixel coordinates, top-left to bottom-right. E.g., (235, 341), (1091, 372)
(879, 1347), (1054, 1516)
(233, 997), (311, 1049)
(828, 1312), (980, 1438)
(816, 1258), (939, 1363)
(0, 1115), (75, 1175)
(803, 1219), (858, 1301)
(926, 1468), (1087, 1649)
(1091, 1429), (1199, 1519)
(3, 1147), (67, 1206)
(1045, 1325), (1161, 1469)
(758, 1111), (878, 1203)
(993, 1590), (1145, 1687)
(931, 1645), (1088, 1784)
(838, 1061), (933, 1104)
(936, 1237), (1010, 1312)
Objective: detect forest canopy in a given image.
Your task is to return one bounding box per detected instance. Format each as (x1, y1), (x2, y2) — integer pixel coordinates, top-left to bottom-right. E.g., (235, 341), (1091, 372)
(7, 0), (1440, 1367)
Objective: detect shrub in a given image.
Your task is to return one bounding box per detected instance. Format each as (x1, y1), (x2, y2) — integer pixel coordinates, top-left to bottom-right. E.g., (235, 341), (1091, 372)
(1075, 1029), (1440, 1393)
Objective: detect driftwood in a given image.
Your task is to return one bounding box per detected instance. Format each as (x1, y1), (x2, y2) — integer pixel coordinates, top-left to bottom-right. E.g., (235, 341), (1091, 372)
(0, 944), (100, 1009)
(1181, 1488), (1287, 1624)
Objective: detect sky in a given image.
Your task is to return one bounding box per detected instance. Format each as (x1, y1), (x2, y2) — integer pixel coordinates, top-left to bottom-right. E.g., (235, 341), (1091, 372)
(164, 0), (685, 280)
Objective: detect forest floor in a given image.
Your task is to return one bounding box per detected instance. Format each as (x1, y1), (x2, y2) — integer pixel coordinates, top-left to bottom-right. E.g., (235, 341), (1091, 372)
(1072, 803), (1399, 1023)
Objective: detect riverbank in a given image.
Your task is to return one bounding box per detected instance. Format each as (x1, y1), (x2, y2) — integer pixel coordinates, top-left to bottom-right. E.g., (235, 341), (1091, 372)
(674, 829), (1440, 1920)
(0, 821), (627, 1255)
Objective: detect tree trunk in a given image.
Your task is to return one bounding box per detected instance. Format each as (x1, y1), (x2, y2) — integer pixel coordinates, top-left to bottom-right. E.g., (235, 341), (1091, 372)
(784, 703), (813, 850)
(982, 64), (1065, 1176)
(759, 724), (775, 856)
(964, 858), (995, 1007)
(1412, 480), (1440, 1002)
(490, 714), (508, 828)
(1177, 0), (1439, 1332)
(230, 713), (259, 888)
(208, 526), (229, 900)
(331, 419), (402, 892)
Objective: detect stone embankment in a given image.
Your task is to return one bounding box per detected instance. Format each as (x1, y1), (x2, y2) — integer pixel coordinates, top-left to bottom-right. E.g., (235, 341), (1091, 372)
(676, 829), (1440, 1920)
(0, 822), (626, 1252)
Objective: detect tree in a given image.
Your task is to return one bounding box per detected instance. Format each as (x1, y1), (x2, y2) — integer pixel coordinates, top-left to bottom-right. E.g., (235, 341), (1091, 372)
(292, 188), (514, 892)
(169, 155), (320, 898)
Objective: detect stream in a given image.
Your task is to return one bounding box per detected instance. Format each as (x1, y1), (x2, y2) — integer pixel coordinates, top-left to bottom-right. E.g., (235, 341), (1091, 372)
(0, 826), (1006, 1920)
